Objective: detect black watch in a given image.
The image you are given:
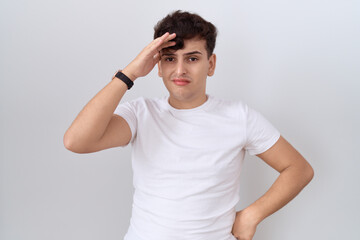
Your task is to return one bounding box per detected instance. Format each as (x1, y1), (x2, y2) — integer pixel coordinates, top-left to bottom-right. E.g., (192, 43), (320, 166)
(113, 71), (134, 90)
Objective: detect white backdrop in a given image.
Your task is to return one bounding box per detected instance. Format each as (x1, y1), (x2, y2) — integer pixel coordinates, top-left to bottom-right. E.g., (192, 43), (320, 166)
(1, 0), (359, 239)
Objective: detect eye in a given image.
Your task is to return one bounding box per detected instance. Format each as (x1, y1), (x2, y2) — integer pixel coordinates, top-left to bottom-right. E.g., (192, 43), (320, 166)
(188, 57), (198, 62)
(165, 57), (175, 62)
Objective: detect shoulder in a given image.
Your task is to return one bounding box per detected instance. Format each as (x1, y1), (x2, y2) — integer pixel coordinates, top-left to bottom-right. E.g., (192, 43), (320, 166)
(121, 96), (158, 106)
(120, 96), (165, 112)
(210, 95), (247, 108)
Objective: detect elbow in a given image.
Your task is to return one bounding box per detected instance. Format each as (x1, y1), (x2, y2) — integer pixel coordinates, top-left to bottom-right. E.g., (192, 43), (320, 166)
(63, 131), (96, 154)
(303, 161), (315, 184)
(63, 131), (76, 152)
(63, 131), (83, 153)
(308, 165), (315, 182)
(290, 158), (314, 186)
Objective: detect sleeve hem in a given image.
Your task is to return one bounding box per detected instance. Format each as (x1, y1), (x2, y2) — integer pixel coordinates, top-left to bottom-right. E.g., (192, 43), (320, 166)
(247, 132), (281, 156)
(114, 112), (136, 145)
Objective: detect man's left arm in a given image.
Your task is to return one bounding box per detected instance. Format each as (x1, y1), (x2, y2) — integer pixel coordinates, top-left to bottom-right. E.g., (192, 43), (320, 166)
(231, 135), (314, 240)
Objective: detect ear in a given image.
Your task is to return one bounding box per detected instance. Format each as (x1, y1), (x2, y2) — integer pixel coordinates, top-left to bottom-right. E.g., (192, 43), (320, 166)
(207, 54), (216, 76)
(157, 61), (163, 77)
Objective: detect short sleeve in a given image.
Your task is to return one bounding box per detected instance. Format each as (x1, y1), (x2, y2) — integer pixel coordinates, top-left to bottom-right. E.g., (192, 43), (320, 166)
(244, 105), (280, 155)
(113, 100), (137, 145)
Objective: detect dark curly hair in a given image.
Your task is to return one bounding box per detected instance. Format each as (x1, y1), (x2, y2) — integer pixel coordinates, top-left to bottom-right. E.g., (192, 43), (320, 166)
(154, 10), (217, 58)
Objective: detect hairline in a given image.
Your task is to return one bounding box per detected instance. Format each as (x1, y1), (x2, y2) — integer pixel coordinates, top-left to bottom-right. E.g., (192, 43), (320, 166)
(162, 36), (213, 59)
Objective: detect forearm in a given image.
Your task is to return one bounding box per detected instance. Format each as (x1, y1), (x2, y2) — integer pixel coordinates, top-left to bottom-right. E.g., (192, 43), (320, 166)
(63, 72), (132, 150)
(244, 162), (314, 224)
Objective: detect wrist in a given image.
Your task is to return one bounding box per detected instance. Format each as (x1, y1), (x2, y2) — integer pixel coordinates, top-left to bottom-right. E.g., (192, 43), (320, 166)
(240, 206), (263, 226)
(122, 67), (137, 82)
(112, 70), (134, 90)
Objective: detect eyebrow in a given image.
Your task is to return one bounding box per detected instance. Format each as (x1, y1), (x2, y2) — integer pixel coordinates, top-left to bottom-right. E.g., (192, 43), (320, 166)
(161, 51), (202, 56)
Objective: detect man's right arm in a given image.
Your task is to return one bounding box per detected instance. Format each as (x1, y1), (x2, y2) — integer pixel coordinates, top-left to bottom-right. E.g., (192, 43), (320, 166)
(63, 32), (176, 154)
(63, 77), (131, 153)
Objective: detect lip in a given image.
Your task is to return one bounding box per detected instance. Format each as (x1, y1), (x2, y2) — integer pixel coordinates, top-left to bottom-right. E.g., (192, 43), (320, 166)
(173, 78), (190, 86)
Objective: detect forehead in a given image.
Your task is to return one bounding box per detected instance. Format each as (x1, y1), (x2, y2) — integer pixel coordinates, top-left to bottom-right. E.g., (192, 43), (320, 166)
(162, 38), (207, 55)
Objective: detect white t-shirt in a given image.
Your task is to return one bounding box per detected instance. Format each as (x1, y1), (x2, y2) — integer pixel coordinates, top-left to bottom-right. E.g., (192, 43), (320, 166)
(114, 94), (280, 240)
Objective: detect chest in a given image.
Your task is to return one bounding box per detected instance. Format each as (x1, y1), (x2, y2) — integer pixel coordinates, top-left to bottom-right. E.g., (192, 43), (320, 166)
(134, 110), (246, 175)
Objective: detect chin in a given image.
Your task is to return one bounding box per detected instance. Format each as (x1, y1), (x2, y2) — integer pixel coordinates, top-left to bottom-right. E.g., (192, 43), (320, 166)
(171, 91), (196, 101)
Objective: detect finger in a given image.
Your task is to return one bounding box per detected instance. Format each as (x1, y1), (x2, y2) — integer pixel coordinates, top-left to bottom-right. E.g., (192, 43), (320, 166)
(159, 40), (176, 49)
(164, 32), (176, 42)
(155, 32), (176, 47)
(155, 32), (170, 44)
(147, 32), (176, 56)
(147, 32), (169, 51)
(161, 31), (176, 40)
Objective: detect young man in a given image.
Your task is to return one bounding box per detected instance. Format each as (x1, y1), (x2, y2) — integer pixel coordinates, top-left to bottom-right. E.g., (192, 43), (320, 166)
(64, 11), (314, 240)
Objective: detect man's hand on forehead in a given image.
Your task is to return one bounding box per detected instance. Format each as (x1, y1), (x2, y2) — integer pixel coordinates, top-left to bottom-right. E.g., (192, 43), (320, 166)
(152, 32), (177, 60)
(122, 32), (176, 81)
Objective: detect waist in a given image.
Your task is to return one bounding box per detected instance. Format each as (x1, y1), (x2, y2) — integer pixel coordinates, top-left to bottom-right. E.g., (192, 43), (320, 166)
(128, 200), (237, 240)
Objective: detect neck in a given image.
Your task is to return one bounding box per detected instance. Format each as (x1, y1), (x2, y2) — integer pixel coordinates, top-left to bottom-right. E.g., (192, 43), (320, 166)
(168, 94), (208, 109)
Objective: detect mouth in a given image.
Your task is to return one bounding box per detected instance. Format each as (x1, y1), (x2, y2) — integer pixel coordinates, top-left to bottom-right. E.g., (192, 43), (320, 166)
(172, 78), (190, 86)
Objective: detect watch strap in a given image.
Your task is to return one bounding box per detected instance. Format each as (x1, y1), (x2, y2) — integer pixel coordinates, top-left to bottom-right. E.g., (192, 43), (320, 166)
(113, 71), (134, 90)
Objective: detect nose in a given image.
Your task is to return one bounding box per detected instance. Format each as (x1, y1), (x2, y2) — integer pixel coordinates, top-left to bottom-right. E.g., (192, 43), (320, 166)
(175, 60), (186, 75)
